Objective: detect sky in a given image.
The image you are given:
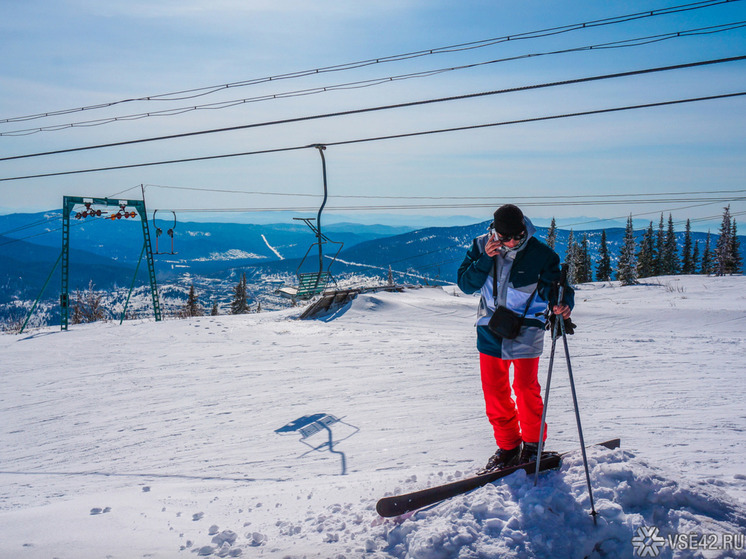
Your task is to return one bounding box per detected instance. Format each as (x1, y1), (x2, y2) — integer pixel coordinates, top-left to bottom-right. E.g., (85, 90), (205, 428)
(1, 0), (746, 231)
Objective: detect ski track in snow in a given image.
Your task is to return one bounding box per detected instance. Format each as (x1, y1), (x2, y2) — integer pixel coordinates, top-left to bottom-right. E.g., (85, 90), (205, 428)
(261, 234), (283, 260)
(1, 276), (745, 558)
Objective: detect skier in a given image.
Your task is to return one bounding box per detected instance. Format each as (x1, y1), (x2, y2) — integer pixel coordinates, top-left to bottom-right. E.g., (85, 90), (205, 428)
(457, 204), (574, 471)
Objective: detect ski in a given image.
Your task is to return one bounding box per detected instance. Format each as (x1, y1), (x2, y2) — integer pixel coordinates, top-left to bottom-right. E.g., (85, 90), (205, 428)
(375, 438), (620, 518)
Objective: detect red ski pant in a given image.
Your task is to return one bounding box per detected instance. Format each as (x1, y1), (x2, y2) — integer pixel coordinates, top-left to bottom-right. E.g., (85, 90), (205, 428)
(479, 353), (546, 450)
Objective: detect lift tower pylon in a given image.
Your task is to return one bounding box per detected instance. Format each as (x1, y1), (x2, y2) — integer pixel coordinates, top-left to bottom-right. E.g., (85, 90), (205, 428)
(60, 196), (162, 330)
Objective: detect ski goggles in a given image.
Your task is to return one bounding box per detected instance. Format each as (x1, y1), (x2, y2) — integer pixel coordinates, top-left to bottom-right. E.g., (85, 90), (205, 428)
(495, 231), (526, 243)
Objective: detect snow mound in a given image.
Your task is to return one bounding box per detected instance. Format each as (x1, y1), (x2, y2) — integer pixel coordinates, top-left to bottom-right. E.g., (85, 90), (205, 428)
(374, 446), (746, 559)
(340, 286), (471, 320)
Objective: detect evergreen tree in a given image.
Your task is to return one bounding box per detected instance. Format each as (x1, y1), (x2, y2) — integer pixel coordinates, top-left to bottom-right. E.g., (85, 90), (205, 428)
(681, 219), (694, 274)
(691, 240), (700, 275)
(731, 218), (742, 274)
(715, 206), (734, 276)
(231, 273), (251, 314)
(565, 229), (577, 283)
(701, 231), (713, 275)
(546, 217), (557, 250)
(183, 283), (203, 317)
(387, 265), (394, 287)
(616, 215), (638, 286)
(211, 302), (219, 316)
(654, 214), (665, 276)
(636, 221), (655, 279)
(576, 234), (593, 283)
(663, 213), (680, 275)
(595, 229), (612, 282)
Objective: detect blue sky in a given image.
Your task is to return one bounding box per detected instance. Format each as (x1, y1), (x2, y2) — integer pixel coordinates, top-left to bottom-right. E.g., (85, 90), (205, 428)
(1, 0), (745, 230)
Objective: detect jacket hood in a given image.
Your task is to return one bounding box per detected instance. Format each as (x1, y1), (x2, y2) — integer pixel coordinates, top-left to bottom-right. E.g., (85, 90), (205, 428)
(502, 216), (536, 256)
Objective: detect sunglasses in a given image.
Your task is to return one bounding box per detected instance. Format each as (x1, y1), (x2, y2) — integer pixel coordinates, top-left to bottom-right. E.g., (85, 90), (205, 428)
(496, 231), (526, 243)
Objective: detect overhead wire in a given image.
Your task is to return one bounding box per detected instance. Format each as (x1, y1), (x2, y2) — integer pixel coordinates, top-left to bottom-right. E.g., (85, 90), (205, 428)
(1, 0), (738, 125)
(0, 214), (62, 236)
(2, 89), (745, 183)
(544, 202), (746, 229)
(2, 21), (744, 137)
(4, 55), (745, 163)
(161, 197), (746, 213)
(0, 210), (109, 248)
(3, 193), (742, 245)
(390, 202), (746, 272)
(143, 183), (746, 201)
(2, 197), (742, 265)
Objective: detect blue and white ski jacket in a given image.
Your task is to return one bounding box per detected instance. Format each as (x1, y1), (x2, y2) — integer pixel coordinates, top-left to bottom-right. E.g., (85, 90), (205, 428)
(457, 218), (574, 359)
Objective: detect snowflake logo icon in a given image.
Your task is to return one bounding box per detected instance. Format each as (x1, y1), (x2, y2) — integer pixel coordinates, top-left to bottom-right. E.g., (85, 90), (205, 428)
(632, 526), (666, 557)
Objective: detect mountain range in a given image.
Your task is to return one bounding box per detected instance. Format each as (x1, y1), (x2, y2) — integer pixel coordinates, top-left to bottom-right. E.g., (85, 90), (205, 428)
(0, 210), (742, 326)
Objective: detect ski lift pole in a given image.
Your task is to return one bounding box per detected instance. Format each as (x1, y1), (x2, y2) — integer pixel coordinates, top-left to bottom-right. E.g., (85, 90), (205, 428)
(560, 299), (598, 524)
(534, 269), (564, 486)
(314, 145), (328, 282)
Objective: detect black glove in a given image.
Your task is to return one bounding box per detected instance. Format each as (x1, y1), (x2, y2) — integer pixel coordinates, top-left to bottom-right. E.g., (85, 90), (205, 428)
(547, 313), (576, 335)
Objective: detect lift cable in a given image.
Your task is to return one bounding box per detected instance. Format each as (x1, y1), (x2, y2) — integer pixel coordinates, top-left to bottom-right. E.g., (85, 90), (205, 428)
(142, 183), (746, 201)
(2, 21), (743, 137)
(3, 54), (744, 163)
(1, 0), (738, 124)
(2, 89), (745, 183)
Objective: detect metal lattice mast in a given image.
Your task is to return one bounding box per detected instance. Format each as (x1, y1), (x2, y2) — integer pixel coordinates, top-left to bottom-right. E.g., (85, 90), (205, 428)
(60, 197), (73, 330)
(59, 195), (162, 330)
(139, 199), (162, 321)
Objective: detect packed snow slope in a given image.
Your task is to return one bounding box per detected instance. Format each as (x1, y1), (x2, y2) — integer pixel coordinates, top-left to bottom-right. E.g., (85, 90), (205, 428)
(1, 275), (745, 559)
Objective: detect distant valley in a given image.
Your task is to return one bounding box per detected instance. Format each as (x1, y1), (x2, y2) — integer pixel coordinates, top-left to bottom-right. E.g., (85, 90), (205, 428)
(0, 211), (742, 328)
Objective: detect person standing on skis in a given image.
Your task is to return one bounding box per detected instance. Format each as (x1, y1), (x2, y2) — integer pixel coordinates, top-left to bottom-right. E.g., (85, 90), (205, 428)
(457, 204), (573, 471)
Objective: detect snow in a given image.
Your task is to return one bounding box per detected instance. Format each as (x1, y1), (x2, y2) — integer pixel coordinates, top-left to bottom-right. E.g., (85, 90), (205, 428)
(261, 234), (284, 260)
(194, 250), (267, 261)
(1, 276), (745, 558)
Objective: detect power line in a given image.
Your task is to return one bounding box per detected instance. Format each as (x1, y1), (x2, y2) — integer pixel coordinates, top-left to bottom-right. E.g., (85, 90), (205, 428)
(0, 211), (107, 248)
(2, 89), (745, 183)
(144, 183), (746, 201)
(3, 55), (745, 163)
(3, 21), (744, 137)
(3, 197), (742, 248)
(367, 204), (746, 271)
(1, 0), (738, 125)
(160, 196), (746, 213)
(559, 202), (746, 228)
(348, 205), (746, 273)
(146, 192), (746, 214)
(0, 214), (62, 236)
(167, 198), (746, 213)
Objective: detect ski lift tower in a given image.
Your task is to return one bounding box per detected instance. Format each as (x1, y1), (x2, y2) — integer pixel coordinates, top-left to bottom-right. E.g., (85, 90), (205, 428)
(277, 145), (343, 302)
(60, 196), (162, 330)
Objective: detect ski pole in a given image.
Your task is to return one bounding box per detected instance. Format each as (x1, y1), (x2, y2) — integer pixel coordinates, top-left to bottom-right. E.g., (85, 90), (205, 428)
(533, 267), (564, 486)
(560, 312), (598, 523)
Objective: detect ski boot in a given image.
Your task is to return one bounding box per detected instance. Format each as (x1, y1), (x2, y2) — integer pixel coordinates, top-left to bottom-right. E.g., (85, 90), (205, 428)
(480, 443), (522, 473)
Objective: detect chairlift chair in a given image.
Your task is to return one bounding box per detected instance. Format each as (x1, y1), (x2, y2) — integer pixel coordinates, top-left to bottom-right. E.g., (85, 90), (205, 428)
(277, 217), (343, 302)
(153, 209), (178, 255)
(277, 145), (343, 302)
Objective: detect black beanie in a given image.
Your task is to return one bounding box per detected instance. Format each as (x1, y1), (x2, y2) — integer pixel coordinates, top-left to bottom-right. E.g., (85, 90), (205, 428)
(493, 204), (525, 236)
